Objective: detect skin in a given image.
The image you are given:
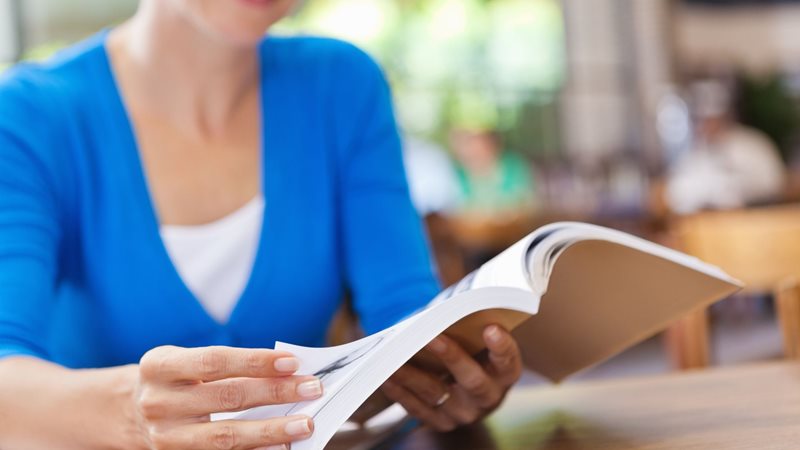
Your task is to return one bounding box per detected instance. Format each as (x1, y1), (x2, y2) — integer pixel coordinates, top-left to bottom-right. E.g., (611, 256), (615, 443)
(383, 326), (522, 432)
(0, 0), (523, 447)
(451, 129), (502, 178)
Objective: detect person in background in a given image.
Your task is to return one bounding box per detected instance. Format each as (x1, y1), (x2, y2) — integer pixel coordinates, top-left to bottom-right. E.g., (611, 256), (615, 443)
(666, 80), (786, 214)
(450, 128), (536, 216)
(0, 1), (524, 448)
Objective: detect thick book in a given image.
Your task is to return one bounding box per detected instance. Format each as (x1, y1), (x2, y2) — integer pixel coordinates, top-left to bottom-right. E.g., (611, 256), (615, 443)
(212, 222), (741, 450)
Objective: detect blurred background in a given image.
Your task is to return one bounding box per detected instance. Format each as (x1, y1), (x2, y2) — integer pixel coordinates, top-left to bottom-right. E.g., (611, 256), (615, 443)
(3, 0), (800, 382)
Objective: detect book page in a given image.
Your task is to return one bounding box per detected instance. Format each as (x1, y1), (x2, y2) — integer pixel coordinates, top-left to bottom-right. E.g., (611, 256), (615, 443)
(211, 325), (400, 423)
(515, 239), (740, 382)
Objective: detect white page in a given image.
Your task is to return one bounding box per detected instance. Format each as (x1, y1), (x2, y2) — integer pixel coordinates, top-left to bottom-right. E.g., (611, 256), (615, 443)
(210, 235), (539, 450)
(211, 326), (397, 422)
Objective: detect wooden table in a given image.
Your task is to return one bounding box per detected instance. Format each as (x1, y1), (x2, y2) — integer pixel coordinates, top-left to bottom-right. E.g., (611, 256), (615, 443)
(382, 362), (800, 449)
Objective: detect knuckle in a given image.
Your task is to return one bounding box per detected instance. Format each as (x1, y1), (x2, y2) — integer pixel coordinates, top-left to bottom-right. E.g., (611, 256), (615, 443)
(140, 346), (173, 380)
(210, 425), (239, 450)
(266, 380), (293, 402)
(198, 349), (228, 379)
(462, 375), (487, 393)
(244, 351), (267, 372)
(259, 422), (280, 443)
(477, 392), (501, 409)
(218, 382), (247, 411)
(137, 388), (168, 420)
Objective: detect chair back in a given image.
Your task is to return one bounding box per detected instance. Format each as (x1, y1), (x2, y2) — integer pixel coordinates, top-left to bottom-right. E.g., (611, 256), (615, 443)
(675, 205), (800, 291)
(666, 204), (800, 368)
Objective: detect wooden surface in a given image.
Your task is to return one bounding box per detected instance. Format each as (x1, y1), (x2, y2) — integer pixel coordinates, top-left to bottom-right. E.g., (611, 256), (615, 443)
(666, 204), (800, 370)
(384, 362), (800, 449)
(663, 307), (711, 369)
(776, 279), (800, 360)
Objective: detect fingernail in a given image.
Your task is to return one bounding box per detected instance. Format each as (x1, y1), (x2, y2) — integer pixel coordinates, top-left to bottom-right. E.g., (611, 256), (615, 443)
(285, 418), (312, 436)
(428, 337), (447, 354)
(486, 326), (502, 344)
(261, 445), (288, 450)
(297, 379), (322, 399)
(274, 357), (299, 373)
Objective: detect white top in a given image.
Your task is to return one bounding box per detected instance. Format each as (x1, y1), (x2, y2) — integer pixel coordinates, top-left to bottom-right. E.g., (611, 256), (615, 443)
(666, 125), (786, 214)
(160, 196), (264, 324)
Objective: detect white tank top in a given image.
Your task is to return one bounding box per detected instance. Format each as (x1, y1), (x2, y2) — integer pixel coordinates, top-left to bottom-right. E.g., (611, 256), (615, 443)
(160, 196), (264, 324)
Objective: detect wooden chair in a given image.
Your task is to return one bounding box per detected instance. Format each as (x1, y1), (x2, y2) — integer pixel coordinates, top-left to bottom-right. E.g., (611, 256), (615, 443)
(667, 205), (800, 369)
(775, 278), (800, 360)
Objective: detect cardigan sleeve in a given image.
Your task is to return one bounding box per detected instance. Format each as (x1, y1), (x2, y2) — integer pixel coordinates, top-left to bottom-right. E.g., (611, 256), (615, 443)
(0, 69), (63, 360)
(331, 45), (441, 335)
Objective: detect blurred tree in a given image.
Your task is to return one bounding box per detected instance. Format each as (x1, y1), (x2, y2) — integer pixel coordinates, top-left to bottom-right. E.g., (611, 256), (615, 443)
(277, 0), (565, 153)
(737, 73), (800, 162)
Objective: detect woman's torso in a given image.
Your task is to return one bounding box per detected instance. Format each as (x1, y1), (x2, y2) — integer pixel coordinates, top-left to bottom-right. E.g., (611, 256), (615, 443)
(20, 33), (350, 368)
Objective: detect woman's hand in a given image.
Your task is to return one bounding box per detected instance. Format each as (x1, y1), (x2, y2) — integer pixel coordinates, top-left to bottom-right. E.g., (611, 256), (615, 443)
(380, 325), (522, 432)
(133, 345), (323, 450)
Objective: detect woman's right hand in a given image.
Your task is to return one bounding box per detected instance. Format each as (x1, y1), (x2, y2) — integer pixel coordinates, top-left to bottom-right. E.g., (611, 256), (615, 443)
(134, 345), (323, 450)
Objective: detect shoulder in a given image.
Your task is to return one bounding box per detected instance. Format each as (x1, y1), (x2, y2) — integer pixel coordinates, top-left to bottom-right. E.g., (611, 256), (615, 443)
(0, 32), (106, 121)
(262, 34), (378, 67)
(729, 125), (776, 149)
(261, 35), (386, 85)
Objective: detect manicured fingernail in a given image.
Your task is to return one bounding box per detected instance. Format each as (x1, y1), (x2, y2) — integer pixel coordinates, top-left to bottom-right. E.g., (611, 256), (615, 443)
(428, 337), (447, 354)
(486, 326), (502, 344)
(297, 379), (322, 399)
(285, 418), (312, 436)
(274, 357), (299, 373)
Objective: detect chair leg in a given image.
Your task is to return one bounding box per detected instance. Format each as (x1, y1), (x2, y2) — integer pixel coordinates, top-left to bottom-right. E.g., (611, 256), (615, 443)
(775, 278), (800, 360)
(664, 307), (710, 370)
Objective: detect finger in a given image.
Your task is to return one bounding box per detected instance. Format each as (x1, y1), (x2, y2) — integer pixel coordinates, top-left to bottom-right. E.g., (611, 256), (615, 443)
(389, 365), (450, 408)
(140, 346), (300, 383)
(139, 376), (323, 420)
(381, 380), (456, 432)
(439, 384), (484, 426)
(427, 336), (500, 408)
(154, 415), (313, 450)
(484, 325), (523, 385)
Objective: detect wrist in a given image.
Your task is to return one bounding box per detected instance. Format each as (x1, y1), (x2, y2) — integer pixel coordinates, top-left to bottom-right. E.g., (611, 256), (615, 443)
(84, 364), (148, 450)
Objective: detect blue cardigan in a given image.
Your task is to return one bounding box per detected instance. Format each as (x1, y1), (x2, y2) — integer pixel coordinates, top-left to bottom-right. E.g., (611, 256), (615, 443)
(0, 32), (440, 369)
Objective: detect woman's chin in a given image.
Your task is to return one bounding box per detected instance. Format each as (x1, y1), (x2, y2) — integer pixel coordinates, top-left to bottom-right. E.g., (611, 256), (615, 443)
(179, 0), (294, 48)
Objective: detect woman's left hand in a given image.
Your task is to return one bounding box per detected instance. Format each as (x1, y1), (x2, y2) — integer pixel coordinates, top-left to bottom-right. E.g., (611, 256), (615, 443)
(380, 325), (522, 432)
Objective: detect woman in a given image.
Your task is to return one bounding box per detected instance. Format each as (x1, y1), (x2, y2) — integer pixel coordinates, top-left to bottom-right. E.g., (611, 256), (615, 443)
(0, 1), (523, 449)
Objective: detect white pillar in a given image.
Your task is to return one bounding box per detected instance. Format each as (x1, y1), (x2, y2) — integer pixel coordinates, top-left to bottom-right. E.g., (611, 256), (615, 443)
(0, 0), (20, 63)
(559, 0), (630, 166)
(558, 0), (675, 168)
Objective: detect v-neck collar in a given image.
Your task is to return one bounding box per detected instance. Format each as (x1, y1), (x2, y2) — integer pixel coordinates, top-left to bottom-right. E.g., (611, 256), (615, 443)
(94, 29), (275, 329)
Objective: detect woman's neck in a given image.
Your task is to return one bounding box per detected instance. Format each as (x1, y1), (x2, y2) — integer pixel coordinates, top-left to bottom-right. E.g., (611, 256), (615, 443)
(109, 2), (260, 138)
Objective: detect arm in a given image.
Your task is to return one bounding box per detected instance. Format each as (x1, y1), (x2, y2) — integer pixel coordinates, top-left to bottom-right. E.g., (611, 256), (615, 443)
(331, 47), (522, 429)
(333, 45), (440, 334)
(0, 348), (322, 450)
(0, 357), (141, 450)
(0, 74), (320, 450)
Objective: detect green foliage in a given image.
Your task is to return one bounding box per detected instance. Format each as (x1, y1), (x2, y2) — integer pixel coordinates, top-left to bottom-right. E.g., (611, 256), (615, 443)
(278, 0), (565, 144)
(737, 73), (800, 162)
(0, 41), (68, 74)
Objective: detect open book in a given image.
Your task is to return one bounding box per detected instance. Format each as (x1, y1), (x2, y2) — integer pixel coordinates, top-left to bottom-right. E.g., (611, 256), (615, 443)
(212, 222), (741, 450)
